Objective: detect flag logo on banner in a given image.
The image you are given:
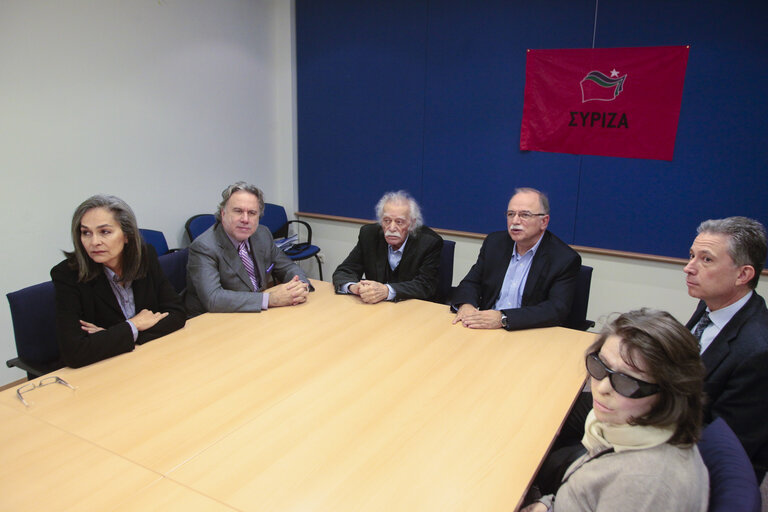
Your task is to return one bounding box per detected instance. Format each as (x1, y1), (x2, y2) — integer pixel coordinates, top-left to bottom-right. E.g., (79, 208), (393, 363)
(520, 46), (689, 161)
(580, 70), (626, 102)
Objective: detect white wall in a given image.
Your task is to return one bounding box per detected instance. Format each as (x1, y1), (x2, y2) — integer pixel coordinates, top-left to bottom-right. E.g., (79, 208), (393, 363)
(299, 217), (768, 331)
(0, 0), (297, 385)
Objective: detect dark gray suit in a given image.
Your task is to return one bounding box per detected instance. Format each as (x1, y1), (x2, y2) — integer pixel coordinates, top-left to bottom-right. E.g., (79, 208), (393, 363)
(686, 292), (768, 479)
(185, 223), (309, 316)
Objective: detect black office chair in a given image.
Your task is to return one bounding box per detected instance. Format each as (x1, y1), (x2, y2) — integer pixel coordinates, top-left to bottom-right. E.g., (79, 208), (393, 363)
(185, 214), (216, 242)
(139, 228), (171, 255)
(6, 281), (63, 379)
(158, 248), (189, 295)
(698, 417), (762, 512)
(435, 240), (455, 304)
(564, 265), (595, 331)
(260, 203), (323, 280)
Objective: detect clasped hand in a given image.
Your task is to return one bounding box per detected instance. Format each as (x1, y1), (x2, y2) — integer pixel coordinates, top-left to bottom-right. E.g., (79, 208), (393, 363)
(452, 304), (503, 329)
(268, 275), (309, 307)
(349, 280), (389, 304)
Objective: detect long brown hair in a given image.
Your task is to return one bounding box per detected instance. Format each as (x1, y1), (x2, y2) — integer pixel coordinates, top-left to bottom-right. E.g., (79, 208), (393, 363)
(588, 308), (705, 446)
(66, 194), (146, 283)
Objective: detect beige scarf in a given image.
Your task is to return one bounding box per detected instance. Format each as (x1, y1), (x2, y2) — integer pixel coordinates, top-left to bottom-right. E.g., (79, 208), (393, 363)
(582, 410), (674, 455)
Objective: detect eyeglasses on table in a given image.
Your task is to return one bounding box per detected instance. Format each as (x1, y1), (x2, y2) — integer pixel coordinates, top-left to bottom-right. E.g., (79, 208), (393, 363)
(16, 375), (76, 407)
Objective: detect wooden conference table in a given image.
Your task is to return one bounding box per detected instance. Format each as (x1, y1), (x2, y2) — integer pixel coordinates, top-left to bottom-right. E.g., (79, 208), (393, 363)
(0, 280), (595, 511)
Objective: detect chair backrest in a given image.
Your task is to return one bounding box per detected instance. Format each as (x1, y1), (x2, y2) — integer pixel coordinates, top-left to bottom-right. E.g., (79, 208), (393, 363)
(185, 214), (216, 242)
(435, 240), (456, 304)
(158, 248), (189, 295)
(698, 417), (762, 512)
(261, 203), (289, 239)
(565, 265), (594, 330)
(6, 281), (62, 376)
(139, 228), (170, 255)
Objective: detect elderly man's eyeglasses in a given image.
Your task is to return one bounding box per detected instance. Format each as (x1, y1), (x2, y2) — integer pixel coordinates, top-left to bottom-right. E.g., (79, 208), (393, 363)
(382, 217), (408, 228)
(506, 210), (547, 221)
(586, 352), (660, 399)
(16, 376), (76, 407)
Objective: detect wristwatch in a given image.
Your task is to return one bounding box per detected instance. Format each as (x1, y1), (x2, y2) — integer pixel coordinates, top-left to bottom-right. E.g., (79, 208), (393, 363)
(500, 312), (508, 329)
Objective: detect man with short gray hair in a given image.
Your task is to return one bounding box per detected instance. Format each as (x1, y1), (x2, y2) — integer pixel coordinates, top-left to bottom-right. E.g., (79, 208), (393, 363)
(333, 190), (443, 303)
(684, 215), (768, 480)
(186, 182), (310, 316)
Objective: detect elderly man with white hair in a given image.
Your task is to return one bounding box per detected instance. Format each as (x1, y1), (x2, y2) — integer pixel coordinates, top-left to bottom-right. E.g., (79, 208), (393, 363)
(333, 190), (443, 303)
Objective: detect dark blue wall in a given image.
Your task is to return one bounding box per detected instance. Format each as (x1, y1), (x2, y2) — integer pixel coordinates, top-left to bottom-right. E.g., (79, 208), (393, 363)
(296, 0), (768, 260)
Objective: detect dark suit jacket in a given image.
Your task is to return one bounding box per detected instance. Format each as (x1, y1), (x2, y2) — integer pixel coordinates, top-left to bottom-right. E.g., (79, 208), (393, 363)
(185, 223), (310, 316)
(332, 224), (443, 301)
(686, 292), (768, 478)
(451, 230), (581, 330)
(50, 245), (186, 368)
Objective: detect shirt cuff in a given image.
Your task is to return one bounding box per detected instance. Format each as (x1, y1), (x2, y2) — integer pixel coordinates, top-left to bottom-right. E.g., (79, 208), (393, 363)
(386, 284), (396, 301)
(126, 320), (138, 342)
(262, 292), (270, 310)
(340, 282), (356, 294)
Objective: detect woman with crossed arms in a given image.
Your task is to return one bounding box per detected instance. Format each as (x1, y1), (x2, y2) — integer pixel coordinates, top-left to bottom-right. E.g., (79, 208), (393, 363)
(51, 194), (185, 368)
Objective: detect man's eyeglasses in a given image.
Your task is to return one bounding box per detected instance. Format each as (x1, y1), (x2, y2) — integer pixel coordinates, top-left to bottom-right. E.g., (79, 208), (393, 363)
(586, 352), (660, 399)
(16, 376), (76, 407)
(506, 210), (547, 221)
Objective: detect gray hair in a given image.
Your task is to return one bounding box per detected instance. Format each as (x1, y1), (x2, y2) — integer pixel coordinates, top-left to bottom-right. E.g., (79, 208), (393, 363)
(215, 181), (265, 222)
(697, 216), (767, 289)
(375, 190), (423, 233)
(67, 194), (144, 283)
(513, 187), (550, 215)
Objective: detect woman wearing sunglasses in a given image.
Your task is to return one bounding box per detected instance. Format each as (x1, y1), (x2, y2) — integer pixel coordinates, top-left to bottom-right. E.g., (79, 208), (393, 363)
(523, 309), (708, 512)
(51, 195), (186, 368)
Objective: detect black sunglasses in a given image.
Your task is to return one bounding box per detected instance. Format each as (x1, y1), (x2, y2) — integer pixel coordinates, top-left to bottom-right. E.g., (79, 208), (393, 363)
(586, 352), (660, 399)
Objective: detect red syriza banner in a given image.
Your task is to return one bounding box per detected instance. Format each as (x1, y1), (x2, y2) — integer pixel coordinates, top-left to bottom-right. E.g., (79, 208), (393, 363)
(520, 46), (689, 161)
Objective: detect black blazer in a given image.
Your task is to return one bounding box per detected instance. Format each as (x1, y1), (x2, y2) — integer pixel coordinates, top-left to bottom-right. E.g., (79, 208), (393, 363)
(686, 292), (768, 477)
(452, 230), (581, 330)
(332, 223), (443, 301)
(51, 245), (186, 368)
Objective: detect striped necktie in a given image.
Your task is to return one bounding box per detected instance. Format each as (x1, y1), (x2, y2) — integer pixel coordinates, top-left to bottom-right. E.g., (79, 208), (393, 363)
(692, 311), (712, 342)
(238, 241), (259, 291)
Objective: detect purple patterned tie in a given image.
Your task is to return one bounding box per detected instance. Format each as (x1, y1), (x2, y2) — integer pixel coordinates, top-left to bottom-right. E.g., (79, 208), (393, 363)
(238, 241), (259, 291)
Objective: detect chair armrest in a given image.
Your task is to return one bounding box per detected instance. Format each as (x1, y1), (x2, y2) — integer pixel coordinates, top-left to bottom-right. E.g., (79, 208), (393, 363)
(6, 357), (45, 378)
(286, 219), (313, 244)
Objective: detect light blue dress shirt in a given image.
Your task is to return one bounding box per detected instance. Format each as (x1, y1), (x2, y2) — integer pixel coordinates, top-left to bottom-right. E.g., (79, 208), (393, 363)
(384, 236), (408, 300)
(341, 235), (408, 301)
(493, 235), (543, 311)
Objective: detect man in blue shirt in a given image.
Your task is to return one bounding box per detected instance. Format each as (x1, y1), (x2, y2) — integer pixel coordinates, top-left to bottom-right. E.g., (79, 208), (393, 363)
(451, 187), (580, 331)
